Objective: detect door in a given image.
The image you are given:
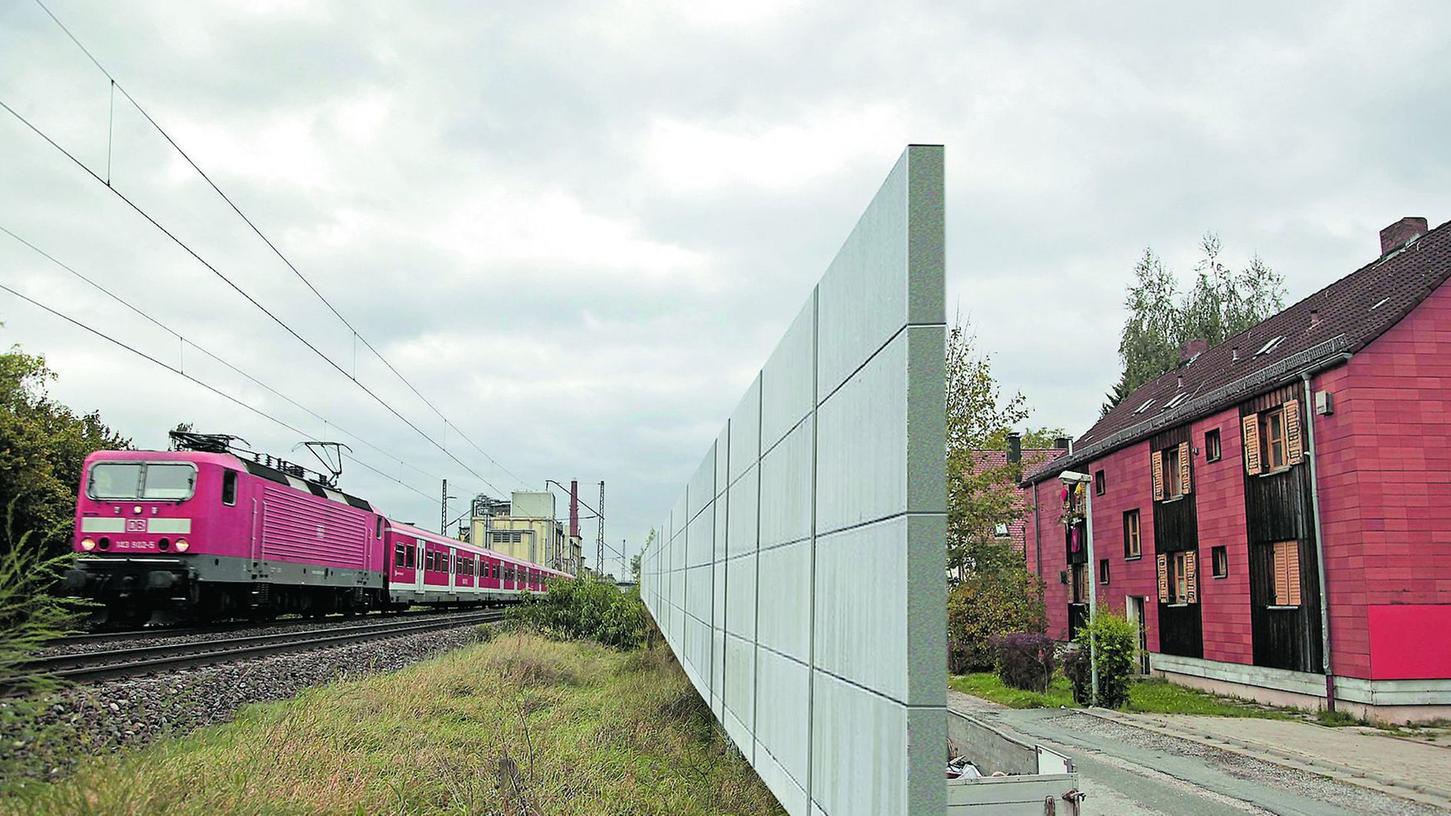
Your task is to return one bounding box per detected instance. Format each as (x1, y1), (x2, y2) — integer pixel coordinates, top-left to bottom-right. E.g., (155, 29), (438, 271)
(1127, 596), (1150, 674)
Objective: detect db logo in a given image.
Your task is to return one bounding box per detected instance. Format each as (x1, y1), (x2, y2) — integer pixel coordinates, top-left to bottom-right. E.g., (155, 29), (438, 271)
(126, 519), (146, 533)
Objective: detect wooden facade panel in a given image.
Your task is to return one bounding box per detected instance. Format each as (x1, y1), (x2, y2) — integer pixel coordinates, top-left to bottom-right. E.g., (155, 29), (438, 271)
(1241, 385), (1322, 673)
(1151, 425), (1203, 658)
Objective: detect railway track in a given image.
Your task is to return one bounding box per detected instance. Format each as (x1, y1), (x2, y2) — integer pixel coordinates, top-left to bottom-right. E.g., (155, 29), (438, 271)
(10, 610), (502, 690)
(52, 606), (500, 648)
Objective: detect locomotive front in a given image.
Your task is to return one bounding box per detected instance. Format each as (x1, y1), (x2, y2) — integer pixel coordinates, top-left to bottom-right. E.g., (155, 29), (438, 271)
(67, 450), (234, 623)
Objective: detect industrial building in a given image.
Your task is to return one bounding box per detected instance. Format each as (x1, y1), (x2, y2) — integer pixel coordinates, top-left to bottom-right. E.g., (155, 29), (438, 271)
(468, 491), (583, 576)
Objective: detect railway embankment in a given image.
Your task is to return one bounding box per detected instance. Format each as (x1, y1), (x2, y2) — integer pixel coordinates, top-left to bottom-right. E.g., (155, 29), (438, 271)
(2, 630), (786, 815)
(0, 621), (483, 790)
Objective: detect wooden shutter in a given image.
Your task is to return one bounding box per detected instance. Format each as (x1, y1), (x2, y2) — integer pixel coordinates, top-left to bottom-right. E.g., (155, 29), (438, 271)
(1272, 542), (1290, 605)
(1151, 450), (1165, 501)
(1184, 551), (1198, 604)
(1242, 414), (1262, 475)
(1285, 399), (1304, 465)
(1178, 441), (1192, 495)
(1156, 553), (1169, 602)
(1285, 543), (1302, 606)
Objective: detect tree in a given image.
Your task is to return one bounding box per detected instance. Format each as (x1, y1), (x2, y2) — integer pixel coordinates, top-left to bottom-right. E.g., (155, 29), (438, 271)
(1104, 235), (1286, 414)
(0, 348), (130, 557)
(945, 318), (1062, 578)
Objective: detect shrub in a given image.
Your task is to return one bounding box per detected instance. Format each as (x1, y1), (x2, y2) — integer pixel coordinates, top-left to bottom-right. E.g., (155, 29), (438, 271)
(505, 576), (647, 649)
(1063, 612), (1136, 708)
(947, 566), (1046, 674)
(1, 510), (88, 695)
(989, 632), (1056, 692)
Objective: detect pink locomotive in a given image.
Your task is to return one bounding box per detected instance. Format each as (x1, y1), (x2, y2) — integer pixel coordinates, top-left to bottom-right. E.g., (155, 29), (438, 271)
(66, 433), (567, 624)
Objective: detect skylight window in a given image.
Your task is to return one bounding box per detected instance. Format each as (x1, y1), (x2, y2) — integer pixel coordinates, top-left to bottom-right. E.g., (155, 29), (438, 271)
(1163, 392), (1189, 410)
(1371, 297), (1389, 310)
(1133, 398), (1155, 414)
(1255, 335), (1285, 356)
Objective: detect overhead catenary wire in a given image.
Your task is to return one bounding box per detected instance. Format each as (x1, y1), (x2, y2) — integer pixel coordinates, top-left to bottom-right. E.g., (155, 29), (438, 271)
(0, 224), (446, 487)
(31, 0), (528, 491)
(0, 95), (507, 498)
(0, 281), (437, 504)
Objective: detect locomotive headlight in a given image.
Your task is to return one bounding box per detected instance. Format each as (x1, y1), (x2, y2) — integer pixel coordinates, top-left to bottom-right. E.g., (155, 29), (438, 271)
(174, 539), (189, 552)
(80, 538), (96, 551)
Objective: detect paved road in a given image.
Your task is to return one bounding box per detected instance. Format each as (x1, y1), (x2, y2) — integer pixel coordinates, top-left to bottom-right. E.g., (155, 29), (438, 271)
(948, 690), (1449, 816)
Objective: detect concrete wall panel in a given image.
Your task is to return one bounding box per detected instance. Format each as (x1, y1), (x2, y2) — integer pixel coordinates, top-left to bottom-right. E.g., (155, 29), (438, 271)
(640, 145), (945, 816)
(756, 539), (812, 662)
(759, 415), (814, 549)
(761, 296), (816, 452)
(730, 374), (763, 484)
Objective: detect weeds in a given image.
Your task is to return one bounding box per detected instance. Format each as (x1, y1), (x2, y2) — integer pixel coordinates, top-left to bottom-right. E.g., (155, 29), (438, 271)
(2, 633), (785, 816)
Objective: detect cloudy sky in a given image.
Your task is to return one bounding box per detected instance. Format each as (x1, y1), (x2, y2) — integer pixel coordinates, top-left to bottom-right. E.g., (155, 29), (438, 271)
(2, 1), (1449, 568)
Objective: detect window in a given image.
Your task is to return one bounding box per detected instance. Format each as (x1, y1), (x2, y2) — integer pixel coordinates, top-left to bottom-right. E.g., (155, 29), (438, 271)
(1099, 558), (1110, 584)
(1212, 545), (1228, 578)
(89, 462), (196, 501)
(1094, 469), (1106, 496)
(1157, 550), (1198, 605)
(394, 543), (406, 568)
(222, 470), (238, 505)
(993, 522), (1010, 539)
(1270, 541), (1302, 607)
(1164, 446), (1183, 499)
(141, 464), (196, 500)
(1205, 429), (1222, 463)
(1263, 407), (1288, 470)
(1071, 563), (1088, 604)
(1123, 509), (1142, 559)
(89, 462), (141, 499)
(405, 545), (416, 569)
(376, 517), (384, 538)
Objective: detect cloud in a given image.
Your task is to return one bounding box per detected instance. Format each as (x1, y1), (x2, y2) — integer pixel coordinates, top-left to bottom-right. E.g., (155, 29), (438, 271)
(2, 0), (1451, 566)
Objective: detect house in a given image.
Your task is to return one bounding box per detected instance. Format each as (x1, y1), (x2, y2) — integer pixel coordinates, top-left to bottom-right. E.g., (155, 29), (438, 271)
(966, 435), (1069, 560)
(1022, 217), (1451, 723)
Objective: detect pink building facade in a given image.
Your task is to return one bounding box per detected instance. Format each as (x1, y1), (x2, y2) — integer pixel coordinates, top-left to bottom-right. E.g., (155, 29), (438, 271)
(1024, 217), (1451, 722)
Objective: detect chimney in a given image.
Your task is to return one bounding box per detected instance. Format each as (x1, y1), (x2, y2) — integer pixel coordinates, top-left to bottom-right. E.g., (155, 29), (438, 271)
(1379, 217), (1428, 256)
(1006, 432), (1022, 466)
(568, 480), (579, 539)
(1309, 309), (1321, 329)
(1179, 338), (1209, 364)
(1232, 345), (1240, 363)
(1053, 436), (1071, 451)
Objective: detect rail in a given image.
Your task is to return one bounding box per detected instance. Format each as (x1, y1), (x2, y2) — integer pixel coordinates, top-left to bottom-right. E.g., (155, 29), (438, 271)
(8, 610), (501, 690)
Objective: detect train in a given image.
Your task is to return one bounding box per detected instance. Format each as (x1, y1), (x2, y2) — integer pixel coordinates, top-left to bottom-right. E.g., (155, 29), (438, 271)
(64, 433), (569, 625)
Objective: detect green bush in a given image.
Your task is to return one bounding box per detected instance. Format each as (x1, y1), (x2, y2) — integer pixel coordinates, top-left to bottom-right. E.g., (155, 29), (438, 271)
(505, 576), (647, 649)
(1064, 612), (1136, 708)
(947, 565), (1046, 674)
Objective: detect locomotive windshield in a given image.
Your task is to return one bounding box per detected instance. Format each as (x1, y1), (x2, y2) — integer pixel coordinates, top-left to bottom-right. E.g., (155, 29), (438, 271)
(88, 462), (197, 501)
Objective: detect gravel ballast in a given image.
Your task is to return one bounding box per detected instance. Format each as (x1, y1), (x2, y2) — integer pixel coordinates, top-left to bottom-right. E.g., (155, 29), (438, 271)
(2, 624), (482, 789)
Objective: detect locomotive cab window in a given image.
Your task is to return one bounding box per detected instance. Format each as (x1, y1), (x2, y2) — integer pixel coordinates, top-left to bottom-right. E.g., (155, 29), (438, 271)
(87, 462), (143, 499)
(221, 470), (238, 505)
(142, 463), (196, 500)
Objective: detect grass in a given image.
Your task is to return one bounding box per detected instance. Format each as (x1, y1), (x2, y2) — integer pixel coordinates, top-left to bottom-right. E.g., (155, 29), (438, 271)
(950, 671), (1294, 719)
(1, 631), (786, 816)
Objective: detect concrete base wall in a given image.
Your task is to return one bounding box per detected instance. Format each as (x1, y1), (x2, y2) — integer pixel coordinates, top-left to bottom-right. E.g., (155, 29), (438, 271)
(642, 145), (947, 816)
(1152, 652), (1451, 724)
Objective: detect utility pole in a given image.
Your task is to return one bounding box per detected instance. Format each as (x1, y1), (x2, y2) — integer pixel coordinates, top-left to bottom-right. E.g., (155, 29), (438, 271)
(440, 479), (455, 538)
(597, 481), (606, 577)
(620, 538), (627, 583)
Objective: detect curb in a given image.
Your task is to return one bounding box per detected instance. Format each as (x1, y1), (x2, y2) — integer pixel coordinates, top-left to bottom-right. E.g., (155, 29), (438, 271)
(1073, 707), (1451, 812)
